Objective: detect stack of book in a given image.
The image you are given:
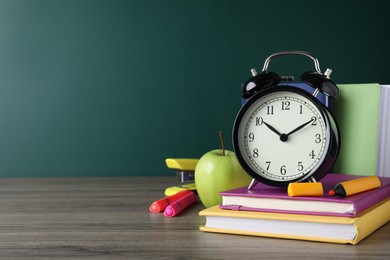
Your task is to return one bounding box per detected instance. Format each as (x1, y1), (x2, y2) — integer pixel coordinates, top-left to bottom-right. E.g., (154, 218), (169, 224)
(199, 173), (390, 244)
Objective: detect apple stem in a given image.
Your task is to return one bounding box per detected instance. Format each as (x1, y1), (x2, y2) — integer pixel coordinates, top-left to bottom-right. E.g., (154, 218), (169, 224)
(219, 131), (225, 156)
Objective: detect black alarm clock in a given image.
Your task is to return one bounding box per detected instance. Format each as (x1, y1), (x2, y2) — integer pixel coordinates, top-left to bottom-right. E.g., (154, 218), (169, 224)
(232, 50), (340, 189)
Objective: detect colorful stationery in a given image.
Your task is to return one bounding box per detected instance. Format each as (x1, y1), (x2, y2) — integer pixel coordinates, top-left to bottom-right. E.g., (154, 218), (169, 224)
(164, 183), (196, 196)
(149, 189), (191, 213)
(219, 174), (390, 217)
(165, 158), (198, 182)
(199, 199), (390, 245)
(164, 158), (198, 196)
(329, 176), (381, 197)
(287, 182), (323, 197)
(164, 191), (197, 217)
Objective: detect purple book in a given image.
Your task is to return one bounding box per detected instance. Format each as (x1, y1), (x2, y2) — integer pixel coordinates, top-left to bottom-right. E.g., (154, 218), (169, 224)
(219, 173), (390, 217)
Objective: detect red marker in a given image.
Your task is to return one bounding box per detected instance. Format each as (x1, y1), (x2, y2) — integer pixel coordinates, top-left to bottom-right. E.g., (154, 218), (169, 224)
(149, 189), (191, 213)
(164, 191), (197, 217)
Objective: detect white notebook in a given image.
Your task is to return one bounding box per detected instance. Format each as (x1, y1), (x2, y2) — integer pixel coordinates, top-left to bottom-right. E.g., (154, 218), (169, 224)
(377, 85), (390, 177)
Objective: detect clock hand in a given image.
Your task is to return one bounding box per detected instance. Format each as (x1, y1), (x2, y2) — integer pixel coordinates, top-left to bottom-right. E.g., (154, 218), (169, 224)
(263, 121), (282, 137)
(286, 118), (315, 137)
(263, 121), (290, 142)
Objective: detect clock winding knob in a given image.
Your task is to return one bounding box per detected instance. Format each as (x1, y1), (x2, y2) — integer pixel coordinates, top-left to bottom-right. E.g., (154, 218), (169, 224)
(324, 68), (332, 79)
(251, 68), (258, 76)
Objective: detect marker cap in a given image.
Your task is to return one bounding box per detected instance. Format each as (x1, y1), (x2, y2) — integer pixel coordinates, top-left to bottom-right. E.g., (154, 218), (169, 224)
(288, 182), (323, 197)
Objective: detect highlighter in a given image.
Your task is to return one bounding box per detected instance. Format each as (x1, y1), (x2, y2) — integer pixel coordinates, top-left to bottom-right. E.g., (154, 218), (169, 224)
(287, 182), (324, 197)
(164, 183), (197, 196)
(149, 189), (191, 213)
(164, 191), (197, 217)
(329, 176), (381, 197)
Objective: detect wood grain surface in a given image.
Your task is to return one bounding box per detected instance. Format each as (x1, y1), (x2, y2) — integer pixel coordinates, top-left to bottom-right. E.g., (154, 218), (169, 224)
(0, 177), (388, 259)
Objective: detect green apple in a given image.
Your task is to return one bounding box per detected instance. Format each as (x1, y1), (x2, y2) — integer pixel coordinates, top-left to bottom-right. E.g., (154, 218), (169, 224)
(195, 149), (252, 208)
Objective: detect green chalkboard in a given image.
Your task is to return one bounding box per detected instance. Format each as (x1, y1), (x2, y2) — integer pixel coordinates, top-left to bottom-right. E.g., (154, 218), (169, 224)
(0, 0), (388, 177)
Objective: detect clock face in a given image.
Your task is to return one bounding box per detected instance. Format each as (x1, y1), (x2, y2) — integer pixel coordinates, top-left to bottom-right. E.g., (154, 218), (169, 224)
(233, 88), (331, 185)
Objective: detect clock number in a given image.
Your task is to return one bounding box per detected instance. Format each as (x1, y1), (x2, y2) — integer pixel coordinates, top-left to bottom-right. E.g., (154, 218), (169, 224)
(315, 134), (321, 143)
(280, 165), (286, 175)
(252, 149), (259, 158)
(309, 150), (316, 159)
(255, 117), (263, 126)
(298, 161), (304, 171)
(281, 101), (290, 110)
(265, 161), (271, 171)
(311, 116), (317, 126)
(267, 106), (274, 115)
(248, 133), (255, 142)
(299, 105), (303, 114)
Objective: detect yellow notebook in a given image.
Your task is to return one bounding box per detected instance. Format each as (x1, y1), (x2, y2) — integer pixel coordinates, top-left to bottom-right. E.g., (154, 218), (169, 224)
(199, 199), (390, 244)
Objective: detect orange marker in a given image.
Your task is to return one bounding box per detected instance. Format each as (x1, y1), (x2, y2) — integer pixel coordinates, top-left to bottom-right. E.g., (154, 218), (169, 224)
(164, 191), (197, 217)
(149, 189), (191, 213)
(329, 176), (381, 197)
(287, 182), (323, 197)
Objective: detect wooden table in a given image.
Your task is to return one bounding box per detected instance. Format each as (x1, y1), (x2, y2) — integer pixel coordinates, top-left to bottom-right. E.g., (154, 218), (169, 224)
(0, 177), (389, 259)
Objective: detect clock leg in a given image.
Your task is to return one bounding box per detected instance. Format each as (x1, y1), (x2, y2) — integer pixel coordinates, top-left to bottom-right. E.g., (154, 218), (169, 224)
(248, 179), (259, 190)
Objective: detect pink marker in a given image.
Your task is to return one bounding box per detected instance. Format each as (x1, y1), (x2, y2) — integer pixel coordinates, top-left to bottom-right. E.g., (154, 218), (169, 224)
(149, 189), (191, 213)
(164, 191), (197, 217)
